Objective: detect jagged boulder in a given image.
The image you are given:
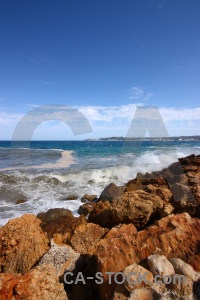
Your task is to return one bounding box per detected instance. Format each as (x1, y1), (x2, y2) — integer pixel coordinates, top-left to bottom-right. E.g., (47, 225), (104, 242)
(0, 214), (49, 274)
(89, 213), (200, 300)
(99, 182), (125, 202)
(39, 239), (84, 280)
(0, 264), (68, 300)
(40, 214), (87, 242)
(78, 202), (96, 216)
(89, 190), (165, 229)
(70, 223), (108, 255)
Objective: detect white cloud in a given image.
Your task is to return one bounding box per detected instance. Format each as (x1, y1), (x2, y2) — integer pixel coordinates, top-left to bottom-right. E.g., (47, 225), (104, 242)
(129, 87), (144, 99)
(160, 107), (200, 121)
(0, 105), (199, 139)
(129, 86), (154, 102)
(143, 93), (154, 101)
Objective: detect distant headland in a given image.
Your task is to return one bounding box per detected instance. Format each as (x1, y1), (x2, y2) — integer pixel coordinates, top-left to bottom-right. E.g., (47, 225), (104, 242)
(85, 136), (200, 141)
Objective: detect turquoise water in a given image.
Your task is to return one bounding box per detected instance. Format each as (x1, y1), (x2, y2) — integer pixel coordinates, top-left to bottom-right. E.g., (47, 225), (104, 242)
(0, 140), (199, 226)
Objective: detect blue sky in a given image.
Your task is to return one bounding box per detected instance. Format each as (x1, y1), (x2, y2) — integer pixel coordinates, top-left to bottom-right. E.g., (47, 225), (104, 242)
(0, 0), (199, 140)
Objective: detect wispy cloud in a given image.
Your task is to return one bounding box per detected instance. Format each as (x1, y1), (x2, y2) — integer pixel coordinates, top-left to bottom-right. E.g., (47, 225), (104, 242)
(143, 93), (154, 101)
(128, 86), (154, 102)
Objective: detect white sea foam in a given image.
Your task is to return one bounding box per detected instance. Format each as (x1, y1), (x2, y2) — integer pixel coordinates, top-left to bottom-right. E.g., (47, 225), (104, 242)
(0, 145), (199, 227)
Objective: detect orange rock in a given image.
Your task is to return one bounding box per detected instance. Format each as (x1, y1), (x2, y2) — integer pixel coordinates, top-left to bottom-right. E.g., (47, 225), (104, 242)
(0, 264), (68, 300)
(89, 213), (200, 300)
(78, 202), (96, 216)
(40, 214), (87, 242)
(0, 214), (49, 274)
(70, 223), (109, 255)
(89, 190), (164, 229)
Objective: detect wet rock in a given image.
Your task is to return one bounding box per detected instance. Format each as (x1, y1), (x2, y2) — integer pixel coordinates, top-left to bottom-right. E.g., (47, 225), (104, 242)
(0, 214), (49, 274)
(70, 223), (108, 255)
(64, 194), (79, 200)
(170, 182), (200, 216)
(88, 201), (113, 228)
(179, 154), (200, 166)
(78, 202), (96, 216)
(81, 194), (98, 202)
(125, 176), (167, 192)
(89, 190), (164, 229)
(37, 208), (73, 222)
(0, 264), (68, 300)
(146, 154), (200, 217)
(147, 254), (175, 277)
(15, 199), (27, 205)
(40, 214), (87, 242)
(99, 182), (125, 202)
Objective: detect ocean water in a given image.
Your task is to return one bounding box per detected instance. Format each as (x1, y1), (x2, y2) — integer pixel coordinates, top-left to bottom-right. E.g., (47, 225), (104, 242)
(0, 140), (200, 226)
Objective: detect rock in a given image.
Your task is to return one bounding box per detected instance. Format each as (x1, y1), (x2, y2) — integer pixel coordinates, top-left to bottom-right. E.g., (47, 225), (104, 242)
(65, 194), (79, 200)
(37, 208), (73, 222)
(0, 264), (68, 300)
(81, 194), (98, 202)
(15, 199), (27, 204)
(125, 176), (167, 192)
(167, 275), (193, 299)
(142, 154), (200, 217)
(124, 154), (200, 217)
(170, 182), (194, 203)
(144, 184), (172, 203)
(37, 212), (46, 222)
(170, 182), (200, 216)
(113, 285), (130, 300)
(123, 263), (154, 291)
(129, 288), (160, 300)
(89, 190), (164, 229)
(169, 258), (196, 280)
(70, 223), (109, 255)
(89, 213), (200, 300)
(39, 239), (83, 280)
(179, 154), (200, 166)
(161, 203), (174, 217)
(125, 177), (144, 192)
(88, 223), (138, 300)
(40, 214), (87, 242)
(88, 201), (112, 228)
(147, 254), (175, 277)
(99, 183), (125, 202)
(0, 214), (49, 274)
(78, 202), (96, 216)
(135, 213), (200, 270)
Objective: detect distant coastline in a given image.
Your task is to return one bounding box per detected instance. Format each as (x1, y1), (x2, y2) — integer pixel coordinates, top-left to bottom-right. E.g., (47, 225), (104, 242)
(85, 135), (200, 141)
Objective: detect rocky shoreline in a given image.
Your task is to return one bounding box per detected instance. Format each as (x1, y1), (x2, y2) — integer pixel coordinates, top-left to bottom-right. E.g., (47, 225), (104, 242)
(0, 154), (200, 299)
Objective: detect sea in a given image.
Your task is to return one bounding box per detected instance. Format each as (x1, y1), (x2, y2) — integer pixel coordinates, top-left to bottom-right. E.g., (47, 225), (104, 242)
(0, 140), (200, 226)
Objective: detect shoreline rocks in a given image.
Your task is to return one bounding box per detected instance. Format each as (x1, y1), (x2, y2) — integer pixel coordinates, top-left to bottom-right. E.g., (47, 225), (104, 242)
(0, 154), (200, 300)
(0, 214), (49, 274)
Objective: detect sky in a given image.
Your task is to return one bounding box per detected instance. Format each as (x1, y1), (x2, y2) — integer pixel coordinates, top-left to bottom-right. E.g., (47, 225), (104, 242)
(0, 0), (199, 140)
